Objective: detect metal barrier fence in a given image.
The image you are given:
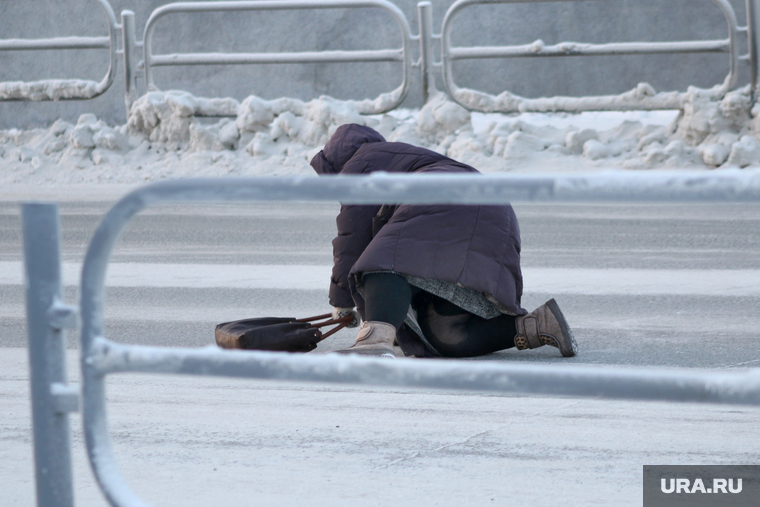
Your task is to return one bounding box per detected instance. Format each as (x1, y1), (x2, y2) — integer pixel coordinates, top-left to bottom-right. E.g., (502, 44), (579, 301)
(141, 0), (414, 114)
(0, 0), (119, 102)
(440, 0), (742, 112)
(4, 0), (760, 113)
(21, 171), (760, 507)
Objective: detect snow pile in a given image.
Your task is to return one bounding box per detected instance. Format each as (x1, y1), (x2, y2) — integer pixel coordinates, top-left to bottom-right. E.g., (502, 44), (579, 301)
(455, 80), (686, 114)
(128, 91), (239, 146)
(0, 79), (102, 101)
(3, 85), (760, 185)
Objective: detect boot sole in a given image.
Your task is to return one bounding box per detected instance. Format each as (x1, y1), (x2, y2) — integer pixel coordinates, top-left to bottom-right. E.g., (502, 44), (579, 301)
(546, 298), (578, 357)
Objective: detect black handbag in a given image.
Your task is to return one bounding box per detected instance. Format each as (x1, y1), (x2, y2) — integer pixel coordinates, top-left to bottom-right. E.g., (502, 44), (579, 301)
(215, 313), (352, 352)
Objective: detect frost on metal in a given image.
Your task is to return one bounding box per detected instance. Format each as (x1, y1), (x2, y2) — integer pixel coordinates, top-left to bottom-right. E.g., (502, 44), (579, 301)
(453, 82), (713, 114)
(85, 337), (760, 405)
(551, 168), (760, 202)
(0, 79), (102, 101)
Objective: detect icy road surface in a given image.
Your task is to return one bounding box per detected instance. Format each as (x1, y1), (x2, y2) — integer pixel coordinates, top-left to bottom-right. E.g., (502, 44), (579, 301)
(1, 196), (759, 506)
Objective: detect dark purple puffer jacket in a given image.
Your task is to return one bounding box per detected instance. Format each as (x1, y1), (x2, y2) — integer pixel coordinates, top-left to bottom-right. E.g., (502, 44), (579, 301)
(310, 123), (526, 318)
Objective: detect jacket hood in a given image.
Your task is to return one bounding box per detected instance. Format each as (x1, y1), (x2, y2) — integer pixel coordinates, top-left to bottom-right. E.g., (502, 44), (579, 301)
(310, 123), (386, 175)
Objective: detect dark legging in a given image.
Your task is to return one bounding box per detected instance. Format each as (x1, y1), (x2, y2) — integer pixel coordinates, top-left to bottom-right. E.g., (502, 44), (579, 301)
(362, 272), (517, 357)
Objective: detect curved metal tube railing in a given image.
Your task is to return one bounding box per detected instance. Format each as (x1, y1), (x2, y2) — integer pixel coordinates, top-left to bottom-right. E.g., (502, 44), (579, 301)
(441, 0), (740, 112)
(77, 171), (760, 506)
(142, 0), (413, 114)
(0, 0), (118, 101)
(0, 0), (754, 111)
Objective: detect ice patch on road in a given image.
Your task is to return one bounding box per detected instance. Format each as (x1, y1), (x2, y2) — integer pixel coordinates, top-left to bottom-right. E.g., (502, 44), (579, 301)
(522, 268), (760, 297)
(3, 262), (760, 296)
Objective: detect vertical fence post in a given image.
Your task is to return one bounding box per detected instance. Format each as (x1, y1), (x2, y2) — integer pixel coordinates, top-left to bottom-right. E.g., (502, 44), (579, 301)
(748, 0), (760, 102)
(121, 10), (138, 116)
(22, 203), (79, 507)
(418, 1), (437, 103)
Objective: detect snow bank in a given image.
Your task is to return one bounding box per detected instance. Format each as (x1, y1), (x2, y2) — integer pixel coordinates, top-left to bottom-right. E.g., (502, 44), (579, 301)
(454, 81), (686, 114)
(2, 85), (760, 185)
(0, 79), (101, 101)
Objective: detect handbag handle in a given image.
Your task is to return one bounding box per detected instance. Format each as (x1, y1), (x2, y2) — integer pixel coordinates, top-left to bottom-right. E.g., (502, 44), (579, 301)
(296, 313), (332, 323)
(296, 313), (355, 341)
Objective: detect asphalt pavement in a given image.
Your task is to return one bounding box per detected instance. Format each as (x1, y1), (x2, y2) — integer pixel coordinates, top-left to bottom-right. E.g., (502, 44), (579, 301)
(1, 187), (759, 506)
(1, 196), (758, 367)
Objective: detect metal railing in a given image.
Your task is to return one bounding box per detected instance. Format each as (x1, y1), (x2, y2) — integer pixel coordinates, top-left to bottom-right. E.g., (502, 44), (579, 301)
(440, 0), (743, 112)
(140, 0), (414, 114)
(21, 170), (760, 507)
(22, 205), (79, 507)
(4, 0), (760, 113)
(747, 0), (760, 98)
(0, 0), (118, 102)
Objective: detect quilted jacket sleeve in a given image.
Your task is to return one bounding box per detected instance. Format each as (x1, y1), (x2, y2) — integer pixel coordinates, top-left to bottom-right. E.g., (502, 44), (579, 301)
(329, 203), (381, 307)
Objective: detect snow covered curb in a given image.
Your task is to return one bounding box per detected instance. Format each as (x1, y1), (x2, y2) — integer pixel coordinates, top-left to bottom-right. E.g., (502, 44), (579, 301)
(3, 85), (760, 185)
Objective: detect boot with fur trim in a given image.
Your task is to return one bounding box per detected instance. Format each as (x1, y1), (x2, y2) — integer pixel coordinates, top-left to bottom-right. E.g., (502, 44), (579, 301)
(514, 299), (577, 357)
(335, 321), (398, 359)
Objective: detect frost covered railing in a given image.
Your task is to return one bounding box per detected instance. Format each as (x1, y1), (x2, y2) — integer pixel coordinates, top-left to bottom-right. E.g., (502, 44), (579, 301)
(141, 0), (414, 114)
(441, 0), (743, 112)
(0, 0), (119, 102)
(21, 172), (760, 507)
(3, 0), (759, 117)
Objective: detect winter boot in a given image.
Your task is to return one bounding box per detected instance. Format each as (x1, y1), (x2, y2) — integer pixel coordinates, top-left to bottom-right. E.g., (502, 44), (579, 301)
(335, 321), (398, 359)
(514, 298), (577, 357)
